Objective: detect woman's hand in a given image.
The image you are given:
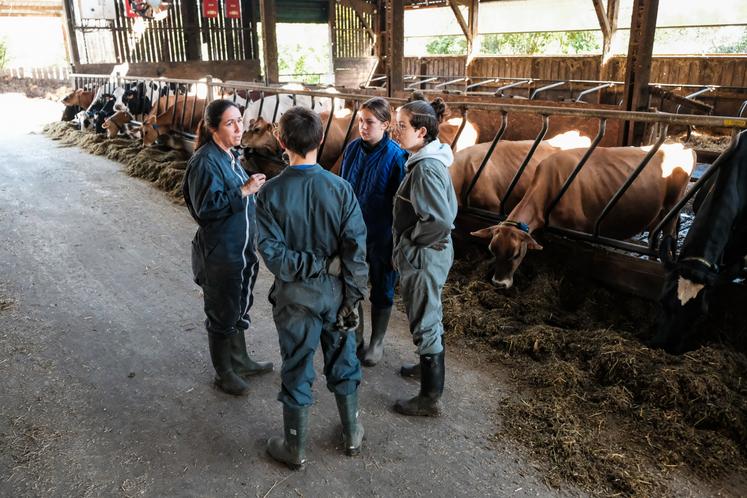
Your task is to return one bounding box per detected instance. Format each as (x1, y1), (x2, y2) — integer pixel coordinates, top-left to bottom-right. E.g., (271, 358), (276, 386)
(241, 173), (266, 197)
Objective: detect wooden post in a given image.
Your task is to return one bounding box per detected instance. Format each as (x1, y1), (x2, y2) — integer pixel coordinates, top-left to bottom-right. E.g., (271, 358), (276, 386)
(466, 0), (479, 69)
(329, 0), (337, 85)
(387, 0), (404, 95)
(597, 0), (620, 82)
(260, 0), (279, 84)
(241, 0), (258, 60)
(60, 0), (80, 67)
(180, 0), (201, 61)
(622, 0), (659, 145)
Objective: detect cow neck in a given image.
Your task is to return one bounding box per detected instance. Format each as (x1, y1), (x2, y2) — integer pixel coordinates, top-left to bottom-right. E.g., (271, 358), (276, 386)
(505, 196), (545, 233)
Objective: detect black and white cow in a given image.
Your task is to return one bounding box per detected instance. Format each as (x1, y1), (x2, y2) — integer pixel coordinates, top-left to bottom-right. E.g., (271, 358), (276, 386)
(650, 129), (747, 354)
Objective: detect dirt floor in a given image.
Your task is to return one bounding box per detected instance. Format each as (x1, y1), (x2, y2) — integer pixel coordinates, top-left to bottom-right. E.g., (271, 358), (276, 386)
(2, 93), (746, 497)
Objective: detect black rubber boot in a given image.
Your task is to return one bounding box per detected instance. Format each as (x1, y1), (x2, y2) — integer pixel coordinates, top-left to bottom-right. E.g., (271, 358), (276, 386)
(267, 405), (309, 470)
(335, 391), (364, 456)
(394, 351), (444, 417)
(355, 302), (365, 360)
(363, 306), (392, 367)
(399, 362), (420, 379)
(230, 329), (273, 378)
(208, 333), (249, 396)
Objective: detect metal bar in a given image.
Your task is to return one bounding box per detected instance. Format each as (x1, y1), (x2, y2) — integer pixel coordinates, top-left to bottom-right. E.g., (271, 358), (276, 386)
(462, 112), (508, 207)
(256, 91), (265, 121)
(404, 76), (439, 90)
(317, 97), (337, 161)
(544, 226), (657, 257)
(434, 77), (467, 90)
(544, 119), (607, 222)
(495, 79), (532, 96)
(340, 102), (360, 153)
(675, 85), (716, 114)
(593, 124), (669, 237)
(449, 107), (469, 152)
(530, 81), (566, 100)
(648, 132), (741, 251)
(500, 115), (550, 216)
(180, 92), (189, 132)
(466, 78), (497, 90)
(575, 82), (616, 103)
(271, 94), (281, 123)
(739, 100), (747, 118)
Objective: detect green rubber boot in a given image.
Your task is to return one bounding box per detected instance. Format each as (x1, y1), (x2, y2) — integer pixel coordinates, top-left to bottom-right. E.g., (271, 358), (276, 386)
(335, 391), (364, 456)
(230, 329), (273, 377)
(267, 405), (309, 470)
(208, 333), (249, 396)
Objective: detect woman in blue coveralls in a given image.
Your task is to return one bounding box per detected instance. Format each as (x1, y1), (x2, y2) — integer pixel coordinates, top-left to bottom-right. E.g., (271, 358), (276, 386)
(339, 97), (407, 367)
(182, 99), (274, 396)
(392, 95), (458, 417)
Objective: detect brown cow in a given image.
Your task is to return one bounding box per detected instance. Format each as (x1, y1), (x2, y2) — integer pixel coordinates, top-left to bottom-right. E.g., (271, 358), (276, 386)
(240, 109), (360, 176)
(450, 131), (591, 212)
(103, 109), (134, 139)
(61, 89), (95, 109)
(140, 95), (207, 146)
(470, 143), (696, 288)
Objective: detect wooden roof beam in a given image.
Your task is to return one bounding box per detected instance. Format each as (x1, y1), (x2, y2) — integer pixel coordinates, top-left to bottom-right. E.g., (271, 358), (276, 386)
(341, 0), (377, 42)
(592, 0), (611, 39)
(447, 0), (470, 40)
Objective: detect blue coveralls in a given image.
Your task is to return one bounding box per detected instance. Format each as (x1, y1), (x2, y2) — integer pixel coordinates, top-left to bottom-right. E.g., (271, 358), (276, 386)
(392, 140), (458, 356)
(340, 133), (407, 308)
(183, 140), (259, 337)
(256, 164), (369, 408)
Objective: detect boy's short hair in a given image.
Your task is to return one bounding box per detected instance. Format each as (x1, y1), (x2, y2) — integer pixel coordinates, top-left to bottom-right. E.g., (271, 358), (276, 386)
(278, 107), (323, 157)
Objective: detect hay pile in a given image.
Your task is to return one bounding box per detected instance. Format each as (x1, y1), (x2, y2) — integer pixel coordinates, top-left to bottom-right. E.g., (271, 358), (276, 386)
(444, 249), (747, 496)
(0, 77), (71, 100)
(43, 122), (187, 202)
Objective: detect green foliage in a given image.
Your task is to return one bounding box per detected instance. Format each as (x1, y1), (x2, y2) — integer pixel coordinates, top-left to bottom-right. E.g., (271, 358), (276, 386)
(713, 28), (747, 53)
(481, 31), (600, 55)
(425, 36), (467, 55)
(0, 39), (8, 70)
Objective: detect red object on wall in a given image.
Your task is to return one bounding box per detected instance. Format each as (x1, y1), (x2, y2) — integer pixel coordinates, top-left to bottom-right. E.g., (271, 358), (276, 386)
(202, 0), (219, 18)
(123, 0), (138, 18)
(225, 0), (241, 19)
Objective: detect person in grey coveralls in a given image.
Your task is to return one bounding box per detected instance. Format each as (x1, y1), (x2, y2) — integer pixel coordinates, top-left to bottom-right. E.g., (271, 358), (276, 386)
(392, 96), (458, 417)
(256, 107), (369, 469)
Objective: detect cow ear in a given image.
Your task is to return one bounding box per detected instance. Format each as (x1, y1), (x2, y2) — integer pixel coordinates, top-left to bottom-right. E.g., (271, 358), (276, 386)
(145, 115), (155, 124)
(248, 118), (256, 127)
(523, 233), (543, 251)
(470, 227), (496, 239)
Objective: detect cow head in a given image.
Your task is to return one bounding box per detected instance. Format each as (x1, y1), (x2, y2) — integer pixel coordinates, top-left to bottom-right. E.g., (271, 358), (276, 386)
(103, 110), (134, 139)
(241, 117), (279, 150)
(141, 115), (165, 146)
(76, 110), (94, 132)
(470, 221), (543, 289)
(62, 89), (92, 107)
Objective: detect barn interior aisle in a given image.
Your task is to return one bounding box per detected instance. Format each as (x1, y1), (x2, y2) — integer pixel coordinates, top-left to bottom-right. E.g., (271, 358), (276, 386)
(0, 129), (554, 496)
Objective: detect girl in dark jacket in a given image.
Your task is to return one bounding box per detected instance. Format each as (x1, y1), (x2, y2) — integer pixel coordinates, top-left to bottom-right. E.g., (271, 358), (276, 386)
(183, 99), (273, 396)
(339, 97), (407, 366)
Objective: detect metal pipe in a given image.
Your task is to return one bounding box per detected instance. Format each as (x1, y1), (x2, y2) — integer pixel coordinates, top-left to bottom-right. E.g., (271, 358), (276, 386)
(339, 102), (360, 156)
(434, 77), (467, 90)
(449, 107), (469, 152)
(271, 94), (281, 123)
(648, 131), (742, 251)
(462, 112), (508, 207)
(675, 85), (716, 114)
(530, 81), (566, 100)
(256, 91), (265, 121)
(544, 119), (607, 222)
(494, 79), (531, 97)
(317, 97), (337, 162)
(500, 115), (550, 216)
(405, 76), (439, 90)
(575, 82), (616, 103)
(739, 100), (747, 117)
(593, 124), (669, 237)
(466, 78), (497, 90)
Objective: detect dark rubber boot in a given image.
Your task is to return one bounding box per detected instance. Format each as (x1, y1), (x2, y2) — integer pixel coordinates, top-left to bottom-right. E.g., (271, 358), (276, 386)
(267, 405), (309, 470)
(208, 334), (249, 396)
(230, 329), (273, 377)
(355, 302), (365, 360)
(335, 391), (364, 456)
(363, 306), (392, 367)
(394, 351), (444, 417)
(399, 362), (421, 379)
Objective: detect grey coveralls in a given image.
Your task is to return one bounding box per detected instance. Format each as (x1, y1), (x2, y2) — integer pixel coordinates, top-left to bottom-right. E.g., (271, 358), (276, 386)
(256, 164), (369, 408)
(392, 140), (458, 356)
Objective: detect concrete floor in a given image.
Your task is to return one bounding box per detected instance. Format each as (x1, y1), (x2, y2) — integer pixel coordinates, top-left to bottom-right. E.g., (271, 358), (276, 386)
(0, 122), (566, 496)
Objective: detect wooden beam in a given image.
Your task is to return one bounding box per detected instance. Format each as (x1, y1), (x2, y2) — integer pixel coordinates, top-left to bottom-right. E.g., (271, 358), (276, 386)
(387, 0), (404, 94)
(621, 0), (659, 145)
(259, 0), (279, 84)
(447, 0), (469, 40)
(607, 0), (620, 32)
(342, 0), (376, 43)
(598, 0), (620, 81)
(60, 0), (79, 67)
(592, 0), (610, 39)
(180, 0), (201, 61)
(466, 0), (479, 66)
(346, 0), (376, 15)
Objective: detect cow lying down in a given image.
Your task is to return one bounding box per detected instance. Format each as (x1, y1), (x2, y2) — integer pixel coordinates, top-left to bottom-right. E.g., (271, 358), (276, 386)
(471, 143), (697, 289)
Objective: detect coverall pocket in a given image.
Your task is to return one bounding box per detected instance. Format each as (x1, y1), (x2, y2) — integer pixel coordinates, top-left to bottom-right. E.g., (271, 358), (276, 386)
(396, 243), (422, 271)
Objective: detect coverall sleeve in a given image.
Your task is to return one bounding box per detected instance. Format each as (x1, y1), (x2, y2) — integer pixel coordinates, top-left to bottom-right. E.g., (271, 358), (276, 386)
(187, 158), (244, 221)
(408, 164), (453, 247)
(255, 190), (328, 282)
(339, 187), (369, 308)
(387, 152), (407, 200)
